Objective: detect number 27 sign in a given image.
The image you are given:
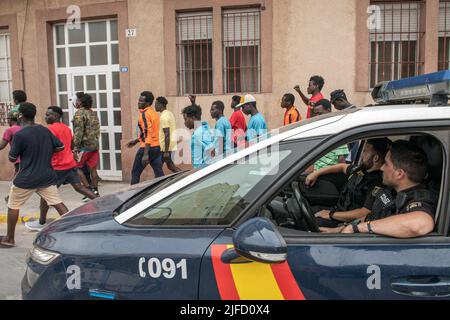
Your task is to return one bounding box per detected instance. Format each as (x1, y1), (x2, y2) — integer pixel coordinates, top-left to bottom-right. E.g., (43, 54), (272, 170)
(126, 29), (137, 38)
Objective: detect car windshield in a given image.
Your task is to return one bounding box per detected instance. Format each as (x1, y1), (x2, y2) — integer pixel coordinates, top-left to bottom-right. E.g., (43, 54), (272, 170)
(125, 139), (322, 226)
(117, 171), (195, 214)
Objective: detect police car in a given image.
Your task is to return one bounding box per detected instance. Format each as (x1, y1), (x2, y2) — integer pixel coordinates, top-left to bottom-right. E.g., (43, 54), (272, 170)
(22, 71), (450, 300)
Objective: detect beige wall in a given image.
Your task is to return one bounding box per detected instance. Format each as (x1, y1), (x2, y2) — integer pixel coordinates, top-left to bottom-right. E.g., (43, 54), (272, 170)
(2, 0), (436, 182)
(270, 0), (372, 127)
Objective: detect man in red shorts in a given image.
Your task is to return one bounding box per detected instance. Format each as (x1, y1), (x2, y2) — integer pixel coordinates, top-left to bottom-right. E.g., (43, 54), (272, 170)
(73, 94), (101, 197)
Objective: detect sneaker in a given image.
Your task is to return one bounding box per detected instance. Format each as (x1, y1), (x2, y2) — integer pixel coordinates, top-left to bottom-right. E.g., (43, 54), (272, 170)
(82, 196), (90, 202)
(25, 220), (47, 232)
(93, 189), (100, 197)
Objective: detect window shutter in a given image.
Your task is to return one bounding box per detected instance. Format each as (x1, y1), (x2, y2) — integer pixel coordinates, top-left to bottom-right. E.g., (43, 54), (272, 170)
(177, 12), (212, 41)
(439, 1), (450, 36)
(0, 31), (9, 59)
(223, 8), (260, 47)
(370, 3), (420, 41)
(0, 32), (11, 103)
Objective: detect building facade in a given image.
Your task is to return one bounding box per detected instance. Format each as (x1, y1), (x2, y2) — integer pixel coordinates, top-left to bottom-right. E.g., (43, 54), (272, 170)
(0, 0), (446, 182)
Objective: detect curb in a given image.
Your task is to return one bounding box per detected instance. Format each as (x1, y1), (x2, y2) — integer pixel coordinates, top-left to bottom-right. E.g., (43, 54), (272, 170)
(0, 214), (51, 225)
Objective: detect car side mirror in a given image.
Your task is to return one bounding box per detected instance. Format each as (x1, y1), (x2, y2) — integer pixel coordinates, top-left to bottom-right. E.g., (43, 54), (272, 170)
(221, 217), (287, 264)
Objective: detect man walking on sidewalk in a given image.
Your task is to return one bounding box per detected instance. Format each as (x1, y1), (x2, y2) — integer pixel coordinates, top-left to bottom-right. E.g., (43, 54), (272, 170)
(73, 94), (101, 197)
(281, 93), (302, 126)
(238, 94), (267, 145)
(182, 104), (216, 169)
(0, 110), (22, 203)
(127, 91), (164, 185)
(155, 96), (181, 173)
(11, 90), (27, 113)
(210, 100), (232, 156)
(0, 103), (69, 247)
(25, 106), (98, 231)
(0, 110), (22, 173)
(229, 96), (247, 148)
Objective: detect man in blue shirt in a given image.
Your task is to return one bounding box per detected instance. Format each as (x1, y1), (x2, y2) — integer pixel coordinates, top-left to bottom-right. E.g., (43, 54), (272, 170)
(238, 94), (267, 144)
(182, 104), (215, 169)
(210, 100), (232, 157)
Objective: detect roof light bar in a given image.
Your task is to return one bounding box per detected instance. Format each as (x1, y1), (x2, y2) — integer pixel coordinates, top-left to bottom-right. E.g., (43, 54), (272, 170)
(372, 70), (450, 106)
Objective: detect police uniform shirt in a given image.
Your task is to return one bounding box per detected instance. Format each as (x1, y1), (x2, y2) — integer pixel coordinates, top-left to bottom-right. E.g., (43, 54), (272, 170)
(364, 185), (437, 222)
(334, 164), (383, 212)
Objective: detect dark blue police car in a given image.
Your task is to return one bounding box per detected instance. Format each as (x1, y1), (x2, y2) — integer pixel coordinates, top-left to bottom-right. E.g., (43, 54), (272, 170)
(22, 71), (450, 299)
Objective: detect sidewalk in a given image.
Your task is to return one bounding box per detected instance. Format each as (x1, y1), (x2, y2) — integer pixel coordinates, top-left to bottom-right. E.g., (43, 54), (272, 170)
(0, 181), (130, 224)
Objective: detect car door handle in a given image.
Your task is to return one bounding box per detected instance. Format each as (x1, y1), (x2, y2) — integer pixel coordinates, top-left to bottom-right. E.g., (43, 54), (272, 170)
(391, 276), (450, 298)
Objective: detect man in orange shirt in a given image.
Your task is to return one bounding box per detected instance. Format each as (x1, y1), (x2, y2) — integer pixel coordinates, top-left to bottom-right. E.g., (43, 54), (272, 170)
(281, 93), (302, 126)
(127, 91), (164, 185)
(294, 75), (325, 119)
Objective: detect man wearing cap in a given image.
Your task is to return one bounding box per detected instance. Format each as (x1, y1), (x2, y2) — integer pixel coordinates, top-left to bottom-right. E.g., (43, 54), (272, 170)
(239, 94), (267, 144)
(330, 89), (356, 111)
(229, 96), (247, 148)
(330, 89), (359, 162)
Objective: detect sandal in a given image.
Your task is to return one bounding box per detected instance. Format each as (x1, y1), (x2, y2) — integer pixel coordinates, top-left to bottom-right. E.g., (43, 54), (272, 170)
(0, 236), (15, 248)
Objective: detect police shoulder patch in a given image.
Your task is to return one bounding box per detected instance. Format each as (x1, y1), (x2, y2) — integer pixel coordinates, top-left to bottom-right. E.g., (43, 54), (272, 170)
(372, 186), (383, 196)
(406, 202), (422, 211)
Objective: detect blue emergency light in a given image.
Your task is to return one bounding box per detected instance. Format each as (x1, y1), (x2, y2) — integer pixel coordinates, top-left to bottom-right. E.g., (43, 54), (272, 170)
(372, 70), (450, 106)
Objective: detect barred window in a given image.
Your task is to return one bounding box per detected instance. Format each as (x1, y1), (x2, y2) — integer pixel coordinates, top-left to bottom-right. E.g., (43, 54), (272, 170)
(369, 1), (424, 88)
(439, 0), (450, 71)
(176, 12), (213, 95)
(0, 30), (12, 104)
(223, 8), (261, 93)
(0, 102), (13, 126)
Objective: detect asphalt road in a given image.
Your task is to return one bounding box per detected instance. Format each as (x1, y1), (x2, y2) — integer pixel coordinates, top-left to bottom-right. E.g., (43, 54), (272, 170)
(0, 181), (130, 300)
(0, 224), (37, 300)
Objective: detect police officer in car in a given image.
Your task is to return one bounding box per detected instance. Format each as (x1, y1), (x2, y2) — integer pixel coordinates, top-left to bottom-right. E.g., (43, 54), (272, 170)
(321, 140), (438, 238)
(306, 138), (391, 228)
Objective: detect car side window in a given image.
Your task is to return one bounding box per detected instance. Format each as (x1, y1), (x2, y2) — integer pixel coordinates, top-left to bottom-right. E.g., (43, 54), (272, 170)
(267, 133), (445, 238)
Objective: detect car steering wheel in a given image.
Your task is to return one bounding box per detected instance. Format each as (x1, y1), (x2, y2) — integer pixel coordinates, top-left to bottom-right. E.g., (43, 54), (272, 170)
(291, 181), (320, 232)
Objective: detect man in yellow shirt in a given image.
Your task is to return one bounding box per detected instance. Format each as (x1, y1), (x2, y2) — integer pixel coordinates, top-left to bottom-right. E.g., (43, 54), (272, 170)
(155, 97), (181, 173)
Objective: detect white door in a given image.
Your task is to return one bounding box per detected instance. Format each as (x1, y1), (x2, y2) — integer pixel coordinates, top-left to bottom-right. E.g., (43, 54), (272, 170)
(54, 19), (122, 179)
(69, 72), (122, 178)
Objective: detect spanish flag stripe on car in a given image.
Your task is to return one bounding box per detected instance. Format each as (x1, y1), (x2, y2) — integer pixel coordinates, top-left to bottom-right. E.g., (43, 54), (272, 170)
(211, 244), (240, 300)
(271, 262), (305, 300)
(211, 244), (305, 300)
